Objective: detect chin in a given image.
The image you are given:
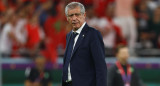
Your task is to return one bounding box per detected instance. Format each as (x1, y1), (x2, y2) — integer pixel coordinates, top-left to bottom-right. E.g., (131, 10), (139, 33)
(73, 26), (80, 29)
(73, 27), (78, 31)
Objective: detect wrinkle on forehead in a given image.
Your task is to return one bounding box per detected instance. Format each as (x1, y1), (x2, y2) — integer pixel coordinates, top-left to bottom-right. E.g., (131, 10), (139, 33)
(67, 7), (81, 15)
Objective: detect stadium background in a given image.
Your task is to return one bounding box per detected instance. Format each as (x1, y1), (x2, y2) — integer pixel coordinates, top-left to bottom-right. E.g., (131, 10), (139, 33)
(0, 0), (160, 86)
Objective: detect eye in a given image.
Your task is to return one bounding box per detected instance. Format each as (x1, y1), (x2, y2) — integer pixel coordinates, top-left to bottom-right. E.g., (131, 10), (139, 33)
(68, 14), (74, 17)
(75, 13), (81, 16)
(67, 13), (82, 18)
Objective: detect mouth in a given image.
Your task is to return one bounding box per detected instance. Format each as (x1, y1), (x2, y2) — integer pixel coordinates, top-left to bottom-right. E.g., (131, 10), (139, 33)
(72, 21), (79, 24)
(72, 22), (77, 25)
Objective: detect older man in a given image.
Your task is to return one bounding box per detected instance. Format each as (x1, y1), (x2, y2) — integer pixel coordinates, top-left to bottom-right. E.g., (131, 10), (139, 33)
(62, 2), (107, 86)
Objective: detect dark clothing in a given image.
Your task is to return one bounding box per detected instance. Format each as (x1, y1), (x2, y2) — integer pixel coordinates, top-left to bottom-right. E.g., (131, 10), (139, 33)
(63, 81), (72, 86)
(148, 20), (160, 35)
(107, 64), (142, 86)
(63, 32), (78, 81)
(25, 67), (52, 86)
(148, 20), (160, 48)
(62, 24), (107, 86)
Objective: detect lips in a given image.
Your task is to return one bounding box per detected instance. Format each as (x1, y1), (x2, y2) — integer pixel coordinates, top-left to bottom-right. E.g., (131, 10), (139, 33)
(72, 21), (78, 24)
(72, 22), (78, 25)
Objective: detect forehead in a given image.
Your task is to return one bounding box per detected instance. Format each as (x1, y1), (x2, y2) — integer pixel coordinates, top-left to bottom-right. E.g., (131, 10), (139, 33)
(68, 7), (81, 14)
(119, 47), (128, 53)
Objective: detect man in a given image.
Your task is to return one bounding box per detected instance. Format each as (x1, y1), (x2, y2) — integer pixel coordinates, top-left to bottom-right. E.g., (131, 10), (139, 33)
(0, 12), (18, 57)
(62, 2), (107, 86)
(25, 56), (52, 86)
(107, 45), (143, 86)
(114, 0), (137, 56)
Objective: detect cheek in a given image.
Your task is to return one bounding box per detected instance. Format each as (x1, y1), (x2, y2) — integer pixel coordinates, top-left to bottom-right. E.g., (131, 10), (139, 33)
(76, 18), (83, 25)
(67, 19), (72, 23)
(67, 18), (71, 21)
(78, 17), (84, 22)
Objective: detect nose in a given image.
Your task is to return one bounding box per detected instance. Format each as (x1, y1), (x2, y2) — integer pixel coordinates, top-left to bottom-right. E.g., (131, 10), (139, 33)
(72, 15), (77, 20)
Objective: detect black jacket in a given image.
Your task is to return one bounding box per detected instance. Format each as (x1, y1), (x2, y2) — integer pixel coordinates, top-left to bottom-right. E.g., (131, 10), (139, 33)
(62, 24), (107, 86)
(107, 64), (143, 86)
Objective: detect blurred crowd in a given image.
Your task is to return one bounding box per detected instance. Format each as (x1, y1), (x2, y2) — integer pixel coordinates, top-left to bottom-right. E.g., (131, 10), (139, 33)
(0, 0), (160, 62)
(0, 0), (68, 64)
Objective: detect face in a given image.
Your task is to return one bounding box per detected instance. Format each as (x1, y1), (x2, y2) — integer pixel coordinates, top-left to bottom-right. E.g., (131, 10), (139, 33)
(106, 5), (115, 18)
(116, 47), (129, 63)
(11, 15), (18, 26)
(66, 7), (86, 31)
(31, 15), (38, 25)
(35, 57), (46, 70)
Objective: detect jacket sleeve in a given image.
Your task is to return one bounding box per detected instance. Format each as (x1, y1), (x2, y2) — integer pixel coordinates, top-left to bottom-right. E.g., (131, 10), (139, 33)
(90, 30), (107, 86)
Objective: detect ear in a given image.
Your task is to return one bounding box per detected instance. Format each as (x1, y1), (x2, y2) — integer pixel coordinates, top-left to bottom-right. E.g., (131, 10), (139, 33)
(84, 12), (86, 17)
(66, 17), (69, 21)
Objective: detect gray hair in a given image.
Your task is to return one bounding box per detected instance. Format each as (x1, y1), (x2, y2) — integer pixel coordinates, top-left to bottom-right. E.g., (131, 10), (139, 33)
(65, 2), (85, 16)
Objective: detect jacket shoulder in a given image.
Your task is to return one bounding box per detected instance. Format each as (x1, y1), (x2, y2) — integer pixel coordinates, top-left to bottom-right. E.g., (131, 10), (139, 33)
(88, 26), (99, 34)
(87, 26), (103, 41)
(66, 32), (72, 39)
(87, 26), (101, 35)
